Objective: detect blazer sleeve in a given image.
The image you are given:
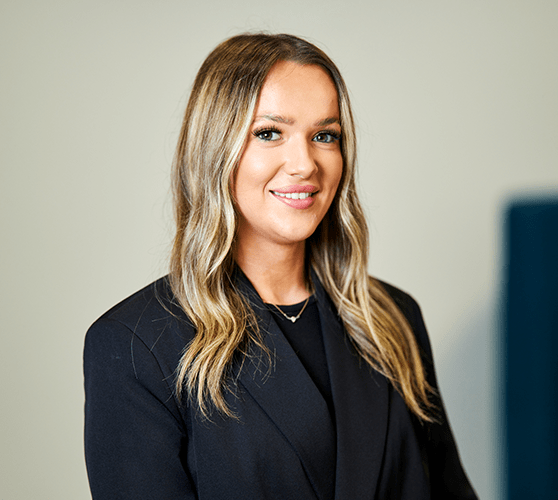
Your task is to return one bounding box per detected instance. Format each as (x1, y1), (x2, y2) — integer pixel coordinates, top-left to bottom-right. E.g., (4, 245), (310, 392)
(83, 317), (195, 500)
(408, 296), (478, 500)
(381, 281), (478, 499)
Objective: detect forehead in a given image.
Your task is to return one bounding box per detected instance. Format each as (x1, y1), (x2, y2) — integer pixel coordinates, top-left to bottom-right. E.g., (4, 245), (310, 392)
(255, 61), (339, 119)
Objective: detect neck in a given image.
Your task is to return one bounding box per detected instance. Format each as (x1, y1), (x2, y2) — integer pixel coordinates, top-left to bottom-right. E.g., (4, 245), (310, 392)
(235, 238), (310, 305)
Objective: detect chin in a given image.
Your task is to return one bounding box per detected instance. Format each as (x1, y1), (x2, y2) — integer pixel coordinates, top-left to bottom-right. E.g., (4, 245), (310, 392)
(275, 225), (319, 245)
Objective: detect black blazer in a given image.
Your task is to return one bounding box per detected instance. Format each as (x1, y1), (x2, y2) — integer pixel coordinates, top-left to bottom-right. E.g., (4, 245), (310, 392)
(84, 271), (477, 499)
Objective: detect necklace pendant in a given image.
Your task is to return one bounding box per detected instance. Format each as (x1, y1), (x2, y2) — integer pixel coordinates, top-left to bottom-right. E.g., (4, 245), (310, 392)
(271, 296), (310, 324)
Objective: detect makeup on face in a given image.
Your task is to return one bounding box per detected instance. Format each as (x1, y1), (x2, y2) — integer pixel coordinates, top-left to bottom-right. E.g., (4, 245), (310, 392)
(234, 61), (343, 248)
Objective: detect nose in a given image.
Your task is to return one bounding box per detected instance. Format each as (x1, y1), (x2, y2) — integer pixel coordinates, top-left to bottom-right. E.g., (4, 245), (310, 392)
(285, 138), (318, 179)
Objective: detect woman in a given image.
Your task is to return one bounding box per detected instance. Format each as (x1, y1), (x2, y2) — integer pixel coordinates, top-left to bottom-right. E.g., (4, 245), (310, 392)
(84, 33), (477, 499)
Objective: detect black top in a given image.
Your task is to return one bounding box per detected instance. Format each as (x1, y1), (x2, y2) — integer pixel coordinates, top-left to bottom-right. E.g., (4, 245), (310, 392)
(267, 296), (334, 420)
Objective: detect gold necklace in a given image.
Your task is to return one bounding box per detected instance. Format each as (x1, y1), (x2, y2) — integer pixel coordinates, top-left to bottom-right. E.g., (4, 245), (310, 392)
(273, 296), (310, 323)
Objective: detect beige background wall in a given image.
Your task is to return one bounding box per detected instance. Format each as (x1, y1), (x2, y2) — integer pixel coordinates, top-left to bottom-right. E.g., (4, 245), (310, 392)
(2, 1), (558, 498)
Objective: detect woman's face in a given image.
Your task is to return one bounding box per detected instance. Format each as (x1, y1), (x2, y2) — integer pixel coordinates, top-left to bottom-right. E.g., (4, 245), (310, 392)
(234, 61), (343, 250)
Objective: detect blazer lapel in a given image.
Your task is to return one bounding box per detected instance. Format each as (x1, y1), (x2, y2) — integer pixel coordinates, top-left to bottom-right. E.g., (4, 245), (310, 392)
(234, 270), (336, 500)
(313, 273), (389, 500)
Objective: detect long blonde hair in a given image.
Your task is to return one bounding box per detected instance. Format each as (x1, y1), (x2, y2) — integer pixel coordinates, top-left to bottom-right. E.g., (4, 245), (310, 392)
(170, 33), (437, 421)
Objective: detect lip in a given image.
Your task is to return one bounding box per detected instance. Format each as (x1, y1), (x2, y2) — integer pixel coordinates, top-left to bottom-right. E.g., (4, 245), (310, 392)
(270, 188), (317, 209)
(272, 194), (315, 209)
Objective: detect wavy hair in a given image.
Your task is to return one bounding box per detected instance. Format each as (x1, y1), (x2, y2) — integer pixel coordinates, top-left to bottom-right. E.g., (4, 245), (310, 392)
(170, 33), (437, 422)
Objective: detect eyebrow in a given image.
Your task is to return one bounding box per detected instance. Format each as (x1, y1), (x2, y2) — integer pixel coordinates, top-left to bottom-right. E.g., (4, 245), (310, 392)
(255, 114), (294, 125)
(315, 117), (340, 127)
(254, 114), (340, 127)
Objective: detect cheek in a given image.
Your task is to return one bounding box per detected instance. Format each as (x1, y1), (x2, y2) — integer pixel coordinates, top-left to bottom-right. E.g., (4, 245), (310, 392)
(235, 148), (279, 195)
(233, 161), (257, 202)
(329, 158), (344, 192)
(230, 167), (239, 203)
(323, 161), (344, 210)
(335, 161), (344, 185)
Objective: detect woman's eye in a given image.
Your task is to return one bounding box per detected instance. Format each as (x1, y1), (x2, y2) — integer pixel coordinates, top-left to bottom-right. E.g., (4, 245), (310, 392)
(254, 129), (281, 141)
(313, 131), (341, 144)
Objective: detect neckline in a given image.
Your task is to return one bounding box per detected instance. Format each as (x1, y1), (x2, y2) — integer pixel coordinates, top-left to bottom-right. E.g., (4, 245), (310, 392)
(265, 294), (316, 311)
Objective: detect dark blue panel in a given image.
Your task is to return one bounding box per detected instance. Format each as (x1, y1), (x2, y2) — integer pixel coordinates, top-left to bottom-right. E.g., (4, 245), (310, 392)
(504, 199), (558, 499)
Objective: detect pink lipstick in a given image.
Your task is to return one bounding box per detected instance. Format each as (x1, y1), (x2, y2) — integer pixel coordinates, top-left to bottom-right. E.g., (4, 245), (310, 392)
(270, 185), (317, 209)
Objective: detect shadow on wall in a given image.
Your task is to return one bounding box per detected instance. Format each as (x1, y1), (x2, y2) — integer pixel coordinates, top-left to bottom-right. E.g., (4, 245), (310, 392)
(503, 196), (558, 499)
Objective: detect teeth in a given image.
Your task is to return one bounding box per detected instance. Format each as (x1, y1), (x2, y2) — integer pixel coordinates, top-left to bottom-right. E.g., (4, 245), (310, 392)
(272, 191), (312, 199)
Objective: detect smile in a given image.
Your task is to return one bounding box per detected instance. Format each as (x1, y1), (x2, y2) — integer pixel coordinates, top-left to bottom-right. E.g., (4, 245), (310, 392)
(271, 191), (314, 200)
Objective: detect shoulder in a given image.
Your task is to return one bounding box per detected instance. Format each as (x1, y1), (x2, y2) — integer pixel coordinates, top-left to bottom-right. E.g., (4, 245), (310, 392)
(84, 276), (195, 379)
(375, 279), (417, 317)
(84, 278), (190, 489)
(372, 278), (433, 360)
(94, 276), (181, 326)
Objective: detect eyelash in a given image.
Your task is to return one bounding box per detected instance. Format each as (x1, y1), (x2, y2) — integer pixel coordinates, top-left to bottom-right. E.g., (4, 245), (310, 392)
(252, 127), (342, 143)
(253, 127), (282, 141)
(314, 129), (341, 143)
